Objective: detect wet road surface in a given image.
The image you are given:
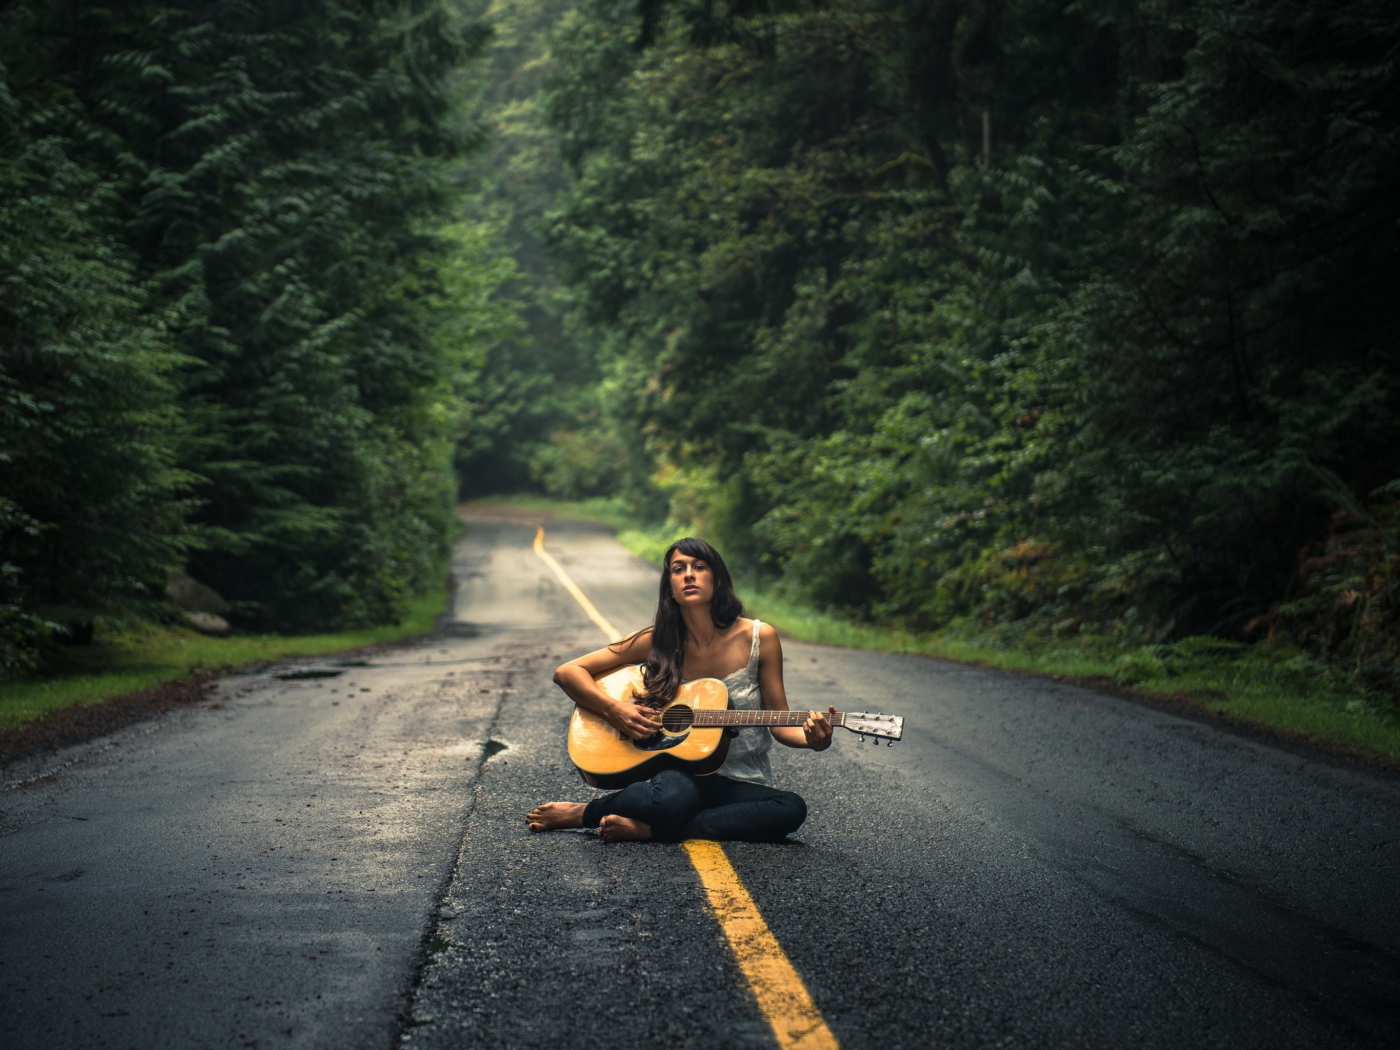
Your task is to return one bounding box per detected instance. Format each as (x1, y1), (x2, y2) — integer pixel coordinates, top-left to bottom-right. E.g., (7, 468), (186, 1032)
(3, 513), (1399, 1048)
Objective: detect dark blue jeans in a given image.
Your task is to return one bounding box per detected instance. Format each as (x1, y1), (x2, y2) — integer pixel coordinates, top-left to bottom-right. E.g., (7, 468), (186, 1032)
(582, 769), (807, 843)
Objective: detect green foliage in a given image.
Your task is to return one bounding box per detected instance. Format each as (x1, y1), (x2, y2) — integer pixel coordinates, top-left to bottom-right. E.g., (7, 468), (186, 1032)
(1045, 0), (1400, 639)
(99, 0), (489, 632)
(0, 23), (194, 671)
(529, 422), (629, 499)
(0, 0), (504, 665)
(451, 0), (605, 499)
(527, 0), (1400, 699)
(1261, 487), (1400, 698)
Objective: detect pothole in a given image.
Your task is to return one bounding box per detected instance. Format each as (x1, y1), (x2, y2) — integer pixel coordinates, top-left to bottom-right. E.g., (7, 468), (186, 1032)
(274, 669), (345, 680)
(481, 739), (509, 760)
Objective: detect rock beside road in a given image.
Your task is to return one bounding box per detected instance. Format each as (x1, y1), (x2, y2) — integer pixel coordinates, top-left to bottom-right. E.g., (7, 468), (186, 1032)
(181, 610), (230, 635)
(166, 572), (231, 633)
(165, 572), (230, 615)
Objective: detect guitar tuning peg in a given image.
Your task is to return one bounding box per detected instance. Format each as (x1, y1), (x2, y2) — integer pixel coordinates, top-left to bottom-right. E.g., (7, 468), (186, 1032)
(859, 735), (865, 743)
(886, 739), (893, 746)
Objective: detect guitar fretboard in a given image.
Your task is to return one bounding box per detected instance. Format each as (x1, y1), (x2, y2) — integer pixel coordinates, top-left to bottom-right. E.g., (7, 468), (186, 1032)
(690, 710), (846, 728)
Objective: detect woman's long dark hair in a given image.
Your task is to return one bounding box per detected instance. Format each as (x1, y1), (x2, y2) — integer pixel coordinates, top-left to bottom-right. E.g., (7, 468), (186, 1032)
(625, 537), (744, 706)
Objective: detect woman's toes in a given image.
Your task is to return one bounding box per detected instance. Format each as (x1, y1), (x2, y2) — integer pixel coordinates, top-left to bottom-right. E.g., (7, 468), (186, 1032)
(598, 815), (652, 842)
(525, 802), (586, 832)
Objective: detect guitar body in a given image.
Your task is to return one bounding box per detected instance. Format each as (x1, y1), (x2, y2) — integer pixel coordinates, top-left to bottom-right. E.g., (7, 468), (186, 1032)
(568, 665), (731, 788)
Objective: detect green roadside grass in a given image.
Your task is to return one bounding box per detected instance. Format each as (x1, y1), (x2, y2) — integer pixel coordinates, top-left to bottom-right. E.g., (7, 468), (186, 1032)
(735, 592), (1400, 767)
(0, 585), (449, 733)
(469, 497), (1400, 767)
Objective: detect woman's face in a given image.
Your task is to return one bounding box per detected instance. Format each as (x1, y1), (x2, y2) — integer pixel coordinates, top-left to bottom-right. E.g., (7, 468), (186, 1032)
(668, 552), (714, 608)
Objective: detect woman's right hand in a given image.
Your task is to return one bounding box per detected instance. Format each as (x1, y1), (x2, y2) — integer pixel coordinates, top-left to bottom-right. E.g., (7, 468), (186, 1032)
(610, 700), (662, 740)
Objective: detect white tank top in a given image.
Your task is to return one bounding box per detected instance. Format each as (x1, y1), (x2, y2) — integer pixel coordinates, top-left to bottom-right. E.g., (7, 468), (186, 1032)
(711, 619), (773, 787)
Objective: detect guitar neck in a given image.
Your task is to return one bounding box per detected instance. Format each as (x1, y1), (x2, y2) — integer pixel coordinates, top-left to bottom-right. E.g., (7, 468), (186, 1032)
(692, 710), (846, 728)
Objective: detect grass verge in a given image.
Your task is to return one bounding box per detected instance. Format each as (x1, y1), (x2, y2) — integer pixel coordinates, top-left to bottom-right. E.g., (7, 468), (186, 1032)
(473, 497), (1400, 768)
(0, 585), (448, 733)
(736, 592), (1400, 767)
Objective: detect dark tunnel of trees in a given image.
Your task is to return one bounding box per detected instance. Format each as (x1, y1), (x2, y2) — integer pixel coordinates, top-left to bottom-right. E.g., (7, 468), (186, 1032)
(3, 0), (1398, 701)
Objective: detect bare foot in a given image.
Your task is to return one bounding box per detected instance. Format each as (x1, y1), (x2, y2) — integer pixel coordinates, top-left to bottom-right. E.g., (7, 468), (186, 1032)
(598, 814), (652, 842)
(526, 802), (586, 832)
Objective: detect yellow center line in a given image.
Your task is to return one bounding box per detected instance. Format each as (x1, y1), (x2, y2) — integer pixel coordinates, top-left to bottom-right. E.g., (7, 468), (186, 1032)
(684, 839), (841, 1050)
(530, 523), (842, 1050)
(531, 525), (623, 642)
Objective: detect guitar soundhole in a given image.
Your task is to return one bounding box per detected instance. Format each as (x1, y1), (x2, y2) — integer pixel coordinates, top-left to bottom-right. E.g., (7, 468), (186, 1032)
(629, 704), (695, 752)
(660, 704), (694, 733)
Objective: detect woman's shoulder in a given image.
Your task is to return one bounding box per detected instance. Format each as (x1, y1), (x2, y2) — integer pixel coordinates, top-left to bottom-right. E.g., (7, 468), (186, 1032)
(732, 616), (776, 636)
(749, 618), (781, 651)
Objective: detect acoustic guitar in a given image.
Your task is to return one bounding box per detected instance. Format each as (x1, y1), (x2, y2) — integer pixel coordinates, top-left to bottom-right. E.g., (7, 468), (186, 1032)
(568, 664), (905, 788)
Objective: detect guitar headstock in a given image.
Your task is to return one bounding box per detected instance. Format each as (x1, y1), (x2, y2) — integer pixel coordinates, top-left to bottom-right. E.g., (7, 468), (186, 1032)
(842, 711), (904, 742)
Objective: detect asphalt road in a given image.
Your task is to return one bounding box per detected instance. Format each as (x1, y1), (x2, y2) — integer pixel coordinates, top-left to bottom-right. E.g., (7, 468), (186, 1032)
(4, 513), (1399, 1049)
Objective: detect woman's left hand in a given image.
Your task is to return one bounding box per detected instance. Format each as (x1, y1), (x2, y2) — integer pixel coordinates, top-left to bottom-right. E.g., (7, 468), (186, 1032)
(803, 707), (836, 750)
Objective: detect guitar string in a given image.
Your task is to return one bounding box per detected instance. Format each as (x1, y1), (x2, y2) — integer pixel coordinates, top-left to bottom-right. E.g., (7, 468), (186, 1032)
(686, 716), (848, 724)
(660, 722), (845, 728)
(656, 717), (896, 732)
(681, 716), (891, 726)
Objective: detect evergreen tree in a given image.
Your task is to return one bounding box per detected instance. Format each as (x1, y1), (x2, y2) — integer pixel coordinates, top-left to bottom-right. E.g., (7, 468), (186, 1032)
(531, 0), (1400, 686)
(0, 7), (191, 670)
(100, 0), (490, 630)
(1, 0), (505, 667)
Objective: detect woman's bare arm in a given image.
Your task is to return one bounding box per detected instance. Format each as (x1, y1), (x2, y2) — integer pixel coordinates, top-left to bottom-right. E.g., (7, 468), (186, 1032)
(755, 623), (833, 750)
(552, 629), (661, 740)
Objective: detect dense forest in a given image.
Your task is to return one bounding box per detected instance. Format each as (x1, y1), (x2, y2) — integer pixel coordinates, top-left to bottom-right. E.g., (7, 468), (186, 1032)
(4, 0), (1398, 700)
(0, 0), (516, 673)
(465, 0), (1400, 696)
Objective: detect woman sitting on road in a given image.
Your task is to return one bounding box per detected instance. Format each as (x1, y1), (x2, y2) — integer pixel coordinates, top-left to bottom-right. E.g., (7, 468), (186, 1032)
(526, 537), (834, 842)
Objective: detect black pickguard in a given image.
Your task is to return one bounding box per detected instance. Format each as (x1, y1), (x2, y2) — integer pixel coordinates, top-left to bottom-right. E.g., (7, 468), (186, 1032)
(633, 729), (689, 751)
